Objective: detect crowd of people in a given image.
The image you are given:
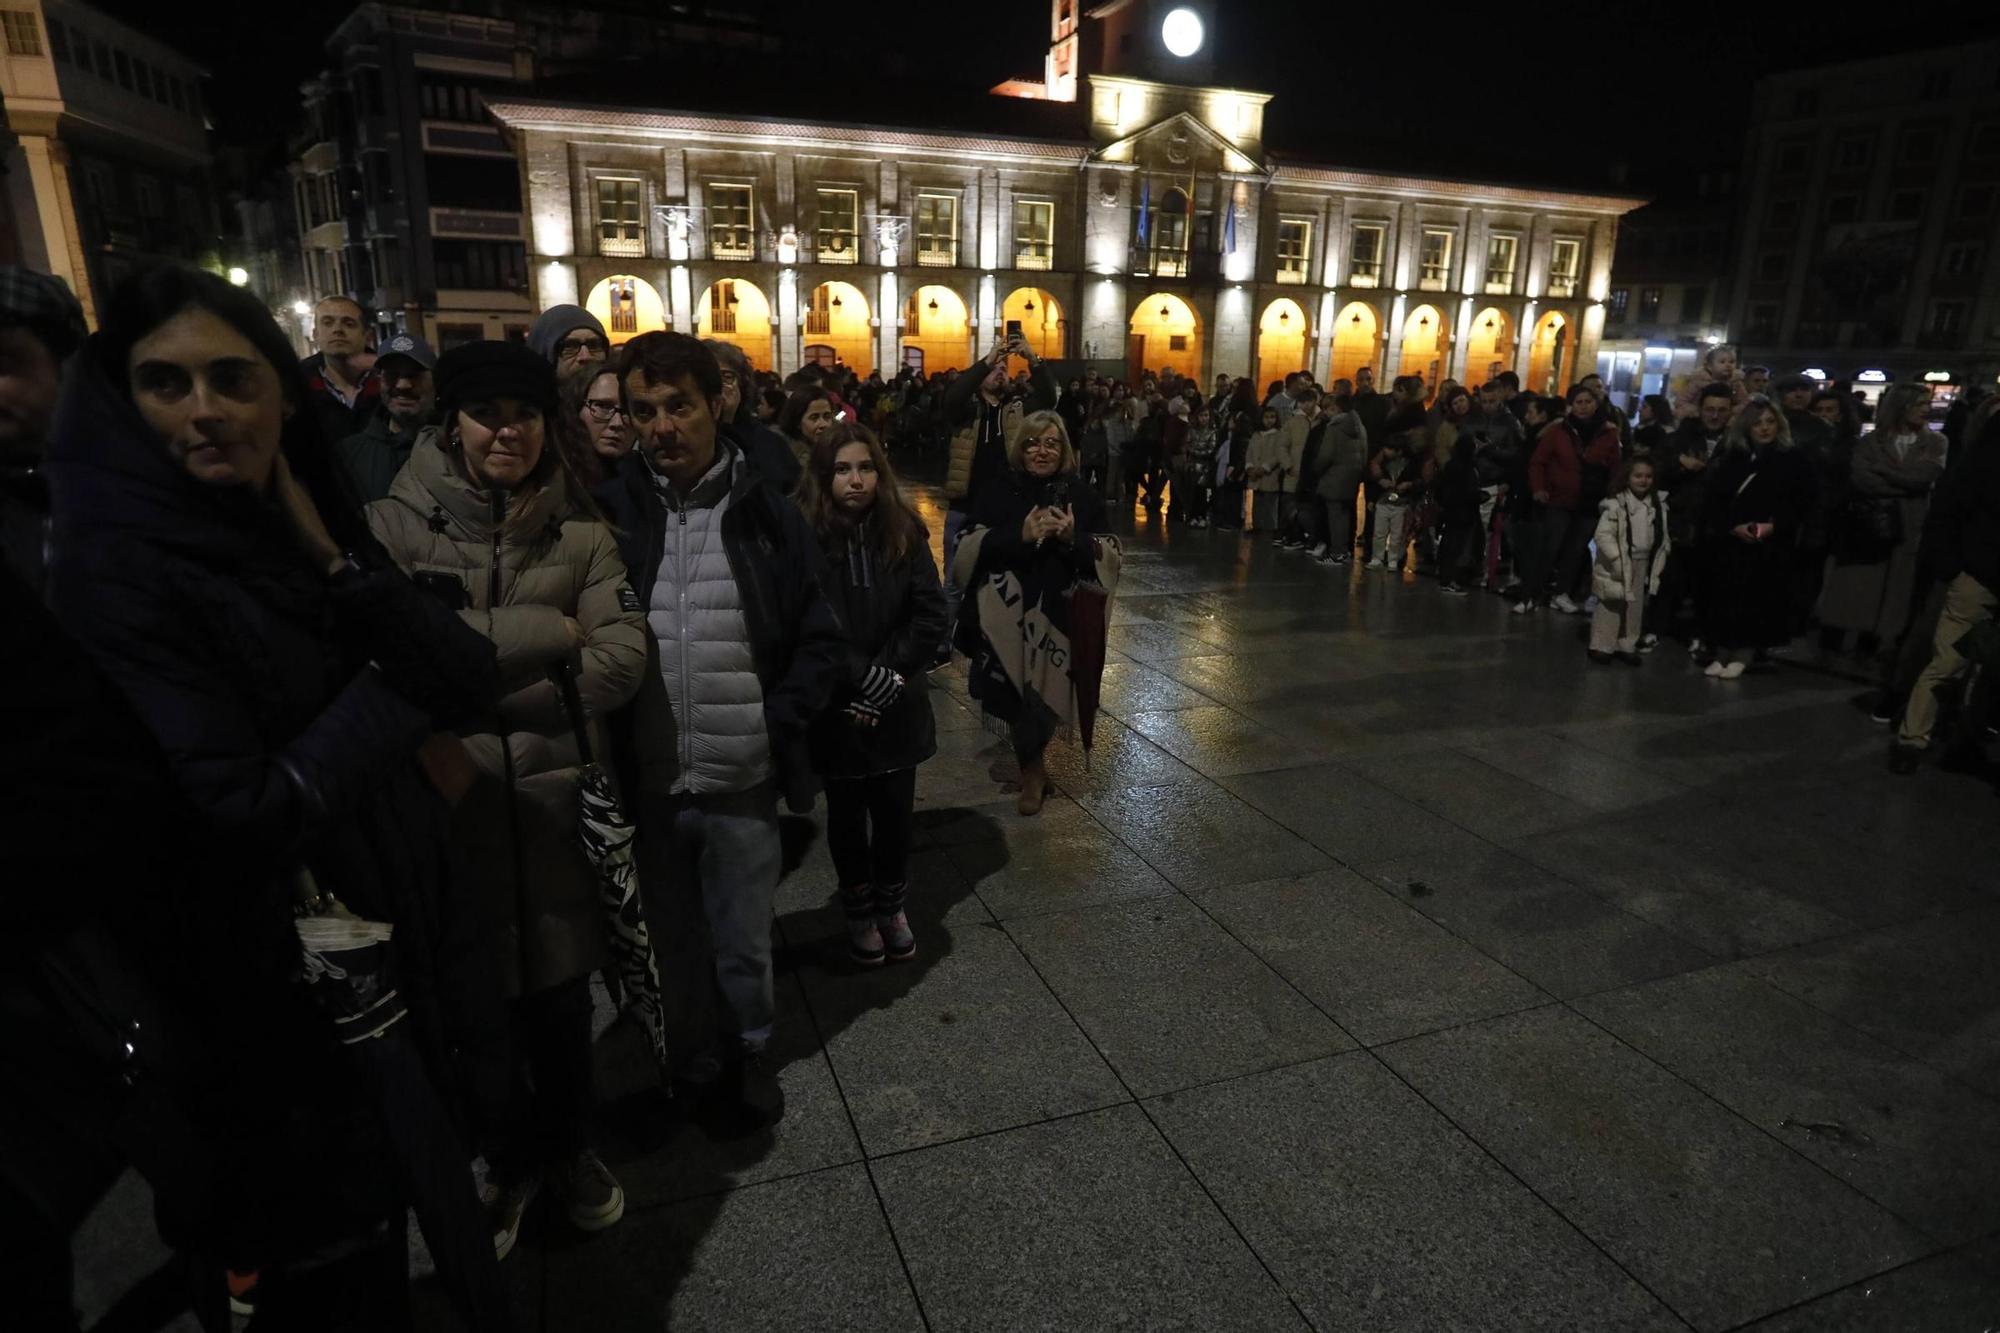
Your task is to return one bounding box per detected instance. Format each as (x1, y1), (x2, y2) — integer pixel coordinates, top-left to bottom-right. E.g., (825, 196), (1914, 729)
(4, 259), (1995, 1332)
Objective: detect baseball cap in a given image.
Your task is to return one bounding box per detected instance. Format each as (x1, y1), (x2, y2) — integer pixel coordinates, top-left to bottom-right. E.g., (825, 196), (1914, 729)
(375, 331), (436, 371)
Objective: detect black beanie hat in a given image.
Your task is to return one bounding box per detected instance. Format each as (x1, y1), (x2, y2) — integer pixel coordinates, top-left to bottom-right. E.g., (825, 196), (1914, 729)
(434, 339), (559, 418)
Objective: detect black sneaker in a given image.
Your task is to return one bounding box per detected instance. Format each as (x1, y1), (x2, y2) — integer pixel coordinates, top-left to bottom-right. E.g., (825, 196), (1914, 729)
(698, 1049), (785, 1139)
(1587, 649), (1615, 665)
(1869, 692), (1901, 726)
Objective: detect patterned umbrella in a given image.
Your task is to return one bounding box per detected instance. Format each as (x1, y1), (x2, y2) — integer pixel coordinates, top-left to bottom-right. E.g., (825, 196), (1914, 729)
(555, 667), (667, 1073)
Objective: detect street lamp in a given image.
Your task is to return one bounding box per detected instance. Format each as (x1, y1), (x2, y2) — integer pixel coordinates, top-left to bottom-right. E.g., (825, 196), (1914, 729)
(1161, 8), (1204, 58)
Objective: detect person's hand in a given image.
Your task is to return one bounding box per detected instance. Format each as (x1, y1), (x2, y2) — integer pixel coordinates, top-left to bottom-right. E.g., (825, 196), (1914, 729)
(415, 732), (480, 807)
(1730, 523), (1757, 542)
(561, 617), (586, 653)
(271, 450), (345, 576)
(1048, 505), (1075, 541)
(1020, 507), (1057, 543)
(1533, 490), (1551, 504)
(1681, 453), (1705, 472)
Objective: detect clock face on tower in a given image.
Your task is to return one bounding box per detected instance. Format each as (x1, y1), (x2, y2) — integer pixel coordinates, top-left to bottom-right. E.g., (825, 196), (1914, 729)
(1161, 7), (1204, 58)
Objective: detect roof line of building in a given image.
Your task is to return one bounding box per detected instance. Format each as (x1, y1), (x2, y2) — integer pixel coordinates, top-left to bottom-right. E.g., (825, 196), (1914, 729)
(485, 98), (1650, 213)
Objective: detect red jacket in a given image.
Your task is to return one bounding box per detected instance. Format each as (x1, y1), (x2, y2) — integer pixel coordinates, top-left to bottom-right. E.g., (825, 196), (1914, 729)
(1528, 418), (1621, 511)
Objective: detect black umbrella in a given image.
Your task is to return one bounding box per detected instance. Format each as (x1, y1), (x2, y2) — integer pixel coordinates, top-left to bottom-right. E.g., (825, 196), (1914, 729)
(554, 665), (669, 1075)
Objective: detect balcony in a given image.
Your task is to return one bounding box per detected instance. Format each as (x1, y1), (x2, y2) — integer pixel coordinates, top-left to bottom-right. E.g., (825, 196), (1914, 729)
(598, 234), (644, 259)
(1547, 277), (1580, 298)
(1127, 245), (1219, 281)
(1015, 248), (1052, 272)
(1483, 272), (1516, 296)
(1347, 263), (1381, 288)
(1275, 265), (1307, 286)
(915, 243), (957, 268)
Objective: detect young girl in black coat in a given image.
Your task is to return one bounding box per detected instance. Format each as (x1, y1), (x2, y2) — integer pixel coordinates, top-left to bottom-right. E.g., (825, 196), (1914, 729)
(800, 423), (949, 965)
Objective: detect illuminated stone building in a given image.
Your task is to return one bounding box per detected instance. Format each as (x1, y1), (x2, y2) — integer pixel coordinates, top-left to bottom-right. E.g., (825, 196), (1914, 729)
(490, 1), (1644, 388)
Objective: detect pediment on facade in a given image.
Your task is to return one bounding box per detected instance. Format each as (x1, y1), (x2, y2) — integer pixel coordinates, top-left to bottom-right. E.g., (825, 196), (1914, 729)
(1093, 110), (1260, 175)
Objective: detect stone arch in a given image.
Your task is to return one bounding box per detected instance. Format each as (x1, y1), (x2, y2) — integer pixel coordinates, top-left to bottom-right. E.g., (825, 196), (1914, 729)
(901, 284), (971, 376)
(1129, 292), (1201, 379)
(1001, 286), (1065, 367)
(1464, 307), (1516, 387)
(806, 280), (873, 375)
(694, 278), (772, 371)
(1329, 301), (1381, 384)
(1527, 309), (1571, 396)
(584, 274), (666, 345)
(1397, 302), (1446, 391)
(1256, 297), (1310, 388)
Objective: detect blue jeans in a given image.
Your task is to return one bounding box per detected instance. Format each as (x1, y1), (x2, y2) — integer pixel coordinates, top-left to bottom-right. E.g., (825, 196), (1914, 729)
(639, 783), (782, 1053)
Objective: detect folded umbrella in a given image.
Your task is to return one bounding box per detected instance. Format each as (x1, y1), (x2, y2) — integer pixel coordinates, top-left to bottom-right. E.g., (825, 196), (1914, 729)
(554, 665), (669, 1075)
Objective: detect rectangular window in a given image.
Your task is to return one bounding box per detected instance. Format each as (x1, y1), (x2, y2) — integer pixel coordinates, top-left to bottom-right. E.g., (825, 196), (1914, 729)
(1888, 189), (1924, 221)
(707, 183), (754, 259)
(1608, 287), (1630, 321)
(1547, 237), (1581, 297)
(1275, 216), (1311, 284)
(113, 48), (133, 90)
(432, 239), (527, 294)
(2, 10), (42, 56)
(1919, 69), (1952, 100)
(1347, 222), (1384, 287)
(44, 15), (66, 61)
(1483, 233), (1518, 294)
(1679, 285), (1707, 323)
(816, 187), (859, 263)
(135, 176), (162, 217)
(1928, 300), (1966, 336)
(1834, 134), (1873, 171)
(1013, 198), (1054, 271)
(595, 178), (643, 258)
(168, 76), (185, 112)
(1746, 303), (1779, 341)
(1418, 228), (1453, 290)
(1638, 287), (1662, 321)
(90, 38), (110, 80)
(1942, 243), (1981, 276)
(915, 192), (958, 267)
(1791, 88), (1819, 116)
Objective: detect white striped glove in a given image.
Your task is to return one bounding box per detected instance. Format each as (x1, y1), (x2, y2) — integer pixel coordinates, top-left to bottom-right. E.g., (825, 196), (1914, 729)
(846, 665), (904, 725)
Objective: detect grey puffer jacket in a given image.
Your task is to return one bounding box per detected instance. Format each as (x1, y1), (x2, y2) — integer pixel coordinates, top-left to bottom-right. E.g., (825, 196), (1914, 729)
(368, 438), (648, 994)
(645, 447), (772, 795)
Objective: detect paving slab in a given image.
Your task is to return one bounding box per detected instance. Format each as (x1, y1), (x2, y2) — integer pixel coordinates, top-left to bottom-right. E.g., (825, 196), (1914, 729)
(1078, 780), (1334, 890)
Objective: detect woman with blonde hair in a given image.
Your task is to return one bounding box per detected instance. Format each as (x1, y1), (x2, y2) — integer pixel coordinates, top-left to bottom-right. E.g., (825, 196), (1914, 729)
(1700, 396), (1814, 677)
(797, 422), (947, 963)
(950, 410), (1119, 815)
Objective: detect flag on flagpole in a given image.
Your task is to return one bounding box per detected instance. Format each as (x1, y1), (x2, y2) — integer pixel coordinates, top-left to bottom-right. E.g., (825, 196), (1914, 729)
(1223, 183), (1236, 256)
(1137, 174), (1151, 246)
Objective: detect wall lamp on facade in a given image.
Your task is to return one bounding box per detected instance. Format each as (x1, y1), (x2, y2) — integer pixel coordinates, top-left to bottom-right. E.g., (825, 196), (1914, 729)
(1350, 311), (1362, 325)
(1278, 309), (1290, 323)
(292, 300), (311, 316)
(1024, 298), (1036, 312)
(831, 293), (842, 308)
(1158, 305), (1170, 319)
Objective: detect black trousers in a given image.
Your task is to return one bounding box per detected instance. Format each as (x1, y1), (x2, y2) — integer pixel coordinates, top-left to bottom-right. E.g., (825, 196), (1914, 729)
(1438, 510), (1484, 585)
(503, 977), (593, 1171)
(824, 768), (918, 893)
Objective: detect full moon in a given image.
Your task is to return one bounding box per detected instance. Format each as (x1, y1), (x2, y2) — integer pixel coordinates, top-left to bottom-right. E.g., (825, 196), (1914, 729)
(1161, 7), (1204, 58)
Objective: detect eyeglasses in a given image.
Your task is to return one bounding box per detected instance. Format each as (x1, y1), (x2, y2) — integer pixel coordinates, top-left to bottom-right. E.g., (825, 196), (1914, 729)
(1025, 436), (1064, 452)
(584, 399), (624, 421)
(719, 369), (740, 387)
(556, 336), (609, 360)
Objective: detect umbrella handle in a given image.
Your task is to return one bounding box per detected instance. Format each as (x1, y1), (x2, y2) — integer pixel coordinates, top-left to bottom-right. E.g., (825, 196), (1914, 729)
(554, 662), (593, 766)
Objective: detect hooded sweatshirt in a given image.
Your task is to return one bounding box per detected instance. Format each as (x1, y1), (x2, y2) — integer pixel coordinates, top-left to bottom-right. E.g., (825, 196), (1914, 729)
(527, 304), (608, 363)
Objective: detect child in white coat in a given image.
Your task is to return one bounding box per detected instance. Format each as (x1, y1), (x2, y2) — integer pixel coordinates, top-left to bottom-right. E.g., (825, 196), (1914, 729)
(1244, 405), (1285, 533)
(1588, 458), (1671, 664)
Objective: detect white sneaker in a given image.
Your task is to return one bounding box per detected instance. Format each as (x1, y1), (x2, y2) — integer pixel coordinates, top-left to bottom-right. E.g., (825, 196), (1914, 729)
(1510, 600), (1532, 615)
(1308, 543), (1328, 558)
(1704, 659), (1725, 677)
(1717, 660), (1746, 679)
(1364, 558), (1384, 569)
(1551, 594), (1582, 615)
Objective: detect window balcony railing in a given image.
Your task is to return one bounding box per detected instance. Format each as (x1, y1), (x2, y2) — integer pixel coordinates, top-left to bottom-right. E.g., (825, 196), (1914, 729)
(806, 309), (831, 335)
(818, 233), (858, 264)
(709, 309), (737, 334)
(1275, 266), (1307, 285)
(710, 230), (753, 260)
(1348, 264), (1381, 288)
(1547, 277), (1579, 298)
(599, 235), (643, 259)
(916, 244), (956, 268)
(1016, 249), (1052, 271)
(1484, 272), (1515, 295)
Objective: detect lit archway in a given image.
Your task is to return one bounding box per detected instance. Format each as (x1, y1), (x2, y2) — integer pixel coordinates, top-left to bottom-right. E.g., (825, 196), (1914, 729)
(806, 281), (873, 375)
(1397, 303), (1446, 391)
(1256, 298), (1309, 388)
(1128, 293), (1201, 379)
(1001, 287), (1064, 372)
(1527, 309), (1570, 396)
(695, 279), (772, 372)
(1463, 307), (1516, 388)
(901, 285), (971, 377)
(584, 275), (666, 346)
(1329, 301), (1380, 384)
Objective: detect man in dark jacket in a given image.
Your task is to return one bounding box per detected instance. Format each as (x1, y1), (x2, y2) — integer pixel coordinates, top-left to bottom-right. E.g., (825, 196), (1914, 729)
(334, 331), (436, 504)
(599, 332), (843, 1132)
(1776, 372), (1836, 635)
(703, 337), (800, 491)
(0, 266), (87, 591)
(299, 296), (380, 448)
(1892, 412), (2000, 773)
(1351, 365), (1388, 447)
(1648, 382), (1734, 652)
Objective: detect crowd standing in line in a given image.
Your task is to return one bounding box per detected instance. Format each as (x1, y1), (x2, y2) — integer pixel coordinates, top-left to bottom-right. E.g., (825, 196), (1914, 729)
(6, 258), (1998, 1331)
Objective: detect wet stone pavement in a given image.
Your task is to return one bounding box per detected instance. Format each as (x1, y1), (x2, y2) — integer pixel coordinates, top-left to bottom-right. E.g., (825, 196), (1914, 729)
(80, 480), (2000, 1332)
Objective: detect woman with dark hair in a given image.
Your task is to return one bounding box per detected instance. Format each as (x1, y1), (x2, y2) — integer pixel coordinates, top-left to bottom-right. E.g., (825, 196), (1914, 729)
(1703, 397), (1814, 677)
(1634, 394), (1673, 457)
(367, 340), (649, 1255)
(45, 267), (510, 1328)
(779, 385), (836, 476)
(1513, 384), (1620, 614)
(757, 384), (786, 424)
(559, 365), (630, 491)
(1819, 382), (1945, 660)
(951, 411), (1117, 815)
(797, 422), (947, 964)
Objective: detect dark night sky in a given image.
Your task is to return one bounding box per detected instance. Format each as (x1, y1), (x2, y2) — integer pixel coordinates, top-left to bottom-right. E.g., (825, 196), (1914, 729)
(99, 0), (2000, 194)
